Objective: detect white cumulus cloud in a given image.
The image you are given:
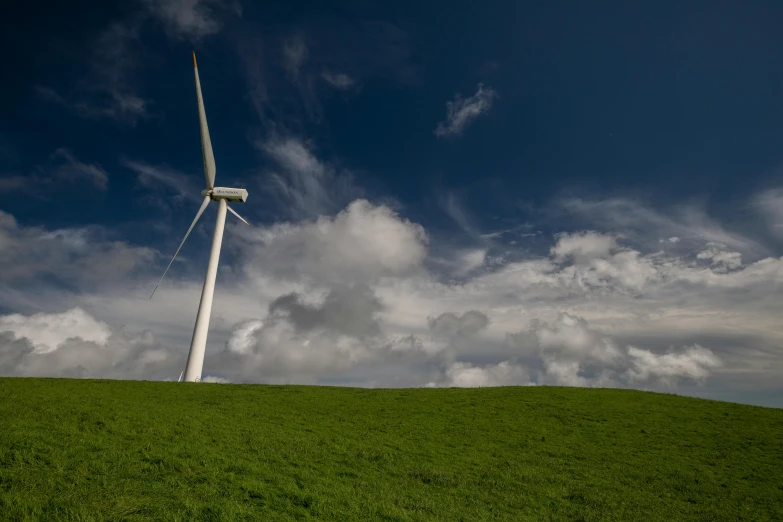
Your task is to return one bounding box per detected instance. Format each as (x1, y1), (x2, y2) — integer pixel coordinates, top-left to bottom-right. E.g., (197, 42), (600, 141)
(697, 243), (743, 272)
(551, 231), (618, 263)
(625, 344), (722, 387)
(237, 199), (428, 285)
(0, 308), (111, 355)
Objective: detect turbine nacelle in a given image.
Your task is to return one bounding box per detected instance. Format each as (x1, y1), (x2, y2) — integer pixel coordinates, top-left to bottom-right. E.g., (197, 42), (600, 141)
(201, 187), (248, 203)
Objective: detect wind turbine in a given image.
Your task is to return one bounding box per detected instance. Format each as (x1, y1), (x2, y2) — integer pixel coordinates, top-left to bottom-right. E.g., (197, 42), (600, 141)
(150, 51), (250, 383)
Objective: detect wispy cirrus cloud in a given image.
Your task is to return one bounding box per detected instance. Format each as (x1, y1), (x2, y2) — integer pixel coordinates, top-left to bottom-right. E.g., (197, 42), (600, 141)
(143, 0), (242, 41)
(280, 35), (323, 122)
(0, 148), (108, 195)
(36, 22), (148, 124)
(37, 1), (240, 124)
(257, 136), (363, 219)
(123, 160), (200, 204)
(437, 190), (482, 239)
(556, 196), (768, 258)
(321, 71), (355, 90)
(435, 83), (498, 138)
(753, 188), (783, 239)
(282, 35), (308, 79)
(52, 148), (109, 190)
(236, 20), (416, 127)
(79, 22), (147, 122)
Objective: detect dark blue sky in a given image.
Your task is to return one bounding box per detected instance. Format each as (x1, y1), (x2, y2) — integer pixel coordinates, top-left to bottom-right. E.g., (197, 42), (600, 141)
(2, 0), (783, 246)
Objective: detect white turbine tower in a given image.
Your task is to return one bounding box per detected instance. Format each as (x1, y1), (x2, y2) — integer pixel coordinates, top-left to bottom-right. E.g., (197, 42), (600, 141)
(150, 52), (250, 383)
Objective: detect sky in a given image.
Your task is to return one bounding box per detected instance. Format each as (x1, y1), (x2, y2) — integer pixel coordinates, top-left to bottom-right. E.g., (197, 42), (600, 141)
(1, 0), (783, 408)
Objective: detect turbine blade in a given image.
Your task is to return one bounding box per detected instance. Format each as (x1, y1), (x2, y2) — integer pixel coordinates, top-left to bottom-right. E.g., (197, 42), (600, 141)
(227, 204), (251, 226)
(193, 51), (216, 190)
(178, 370), (184, 383)
(150, 195), (212, 299)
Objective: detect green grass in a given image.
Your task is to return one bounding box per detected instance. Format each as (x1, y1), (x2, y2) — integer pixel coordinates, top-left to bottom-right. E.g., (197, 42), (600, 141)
(0, 379), (782, 521)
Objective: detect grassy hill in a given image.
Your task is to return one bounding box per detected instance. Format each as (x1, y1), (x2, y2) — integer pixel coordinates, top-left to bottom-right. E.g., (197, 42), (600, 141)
(0, 379), (781, 521)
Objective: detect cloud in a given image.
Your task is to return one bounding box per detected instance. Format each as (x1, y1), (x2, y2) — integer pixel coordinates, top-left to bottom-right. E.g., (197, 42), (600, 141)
(235, 31), (270, 123)
(283, 20), (418, 87)
(214, 319), (376, 380)
(0, 304), (727, 389)
(428, 310), (489, 338)
(321, 71), (355, 89)
(312, 20), (418, 86)
(696, 243), (743, 273)
(258, 136), (363, 218)
(269, 284), (384, 339)
(438, 190), (482, 238)
(143, 0), (241, 41)
(211, 303), (397, 383)
(559, 197), (764, 257)
(80, 22), (149, 122)
(0, 176), (28, 192)
(372, 220), (782, 393)
(0, 211), (154, 288)
(237, 20), (416, 127)
(123, 160), (200, 204)
(551, 231), (618, 263)
(435, 361), (531, 388)
(201, 375), (229, 383)
(530, 313), (622, 364)
(53, 149), (109, 190)
(37, 23), (148, 124)
(454, 249), (487, 276)
(510, 232), (661, 294)
(477, 229), (779, 307)
(263, 137), (323, 178)
(236, 199), (428, 286)
(278, 35), (325, 122)
(3, 179), (783, 405)
(0, 308), (111, 355)
(38, 0), (241, 123)
(0, 308), (182, 380)
(199, 283), (395, 382)
(0, 148), (108, 195)
(283, 35), (309, 78)
(753, 188), (783, 238)
(625, 344), (722, 387)
(434, 83), (497, 138)
(506, 312), (722, 388)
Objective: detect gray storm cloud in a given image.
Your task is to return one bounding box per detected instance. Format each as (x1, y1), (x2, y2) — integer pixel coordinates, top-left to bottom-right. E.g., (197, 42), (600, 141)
(270, 284), (384, 339)
(428, 310), (490, 338)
